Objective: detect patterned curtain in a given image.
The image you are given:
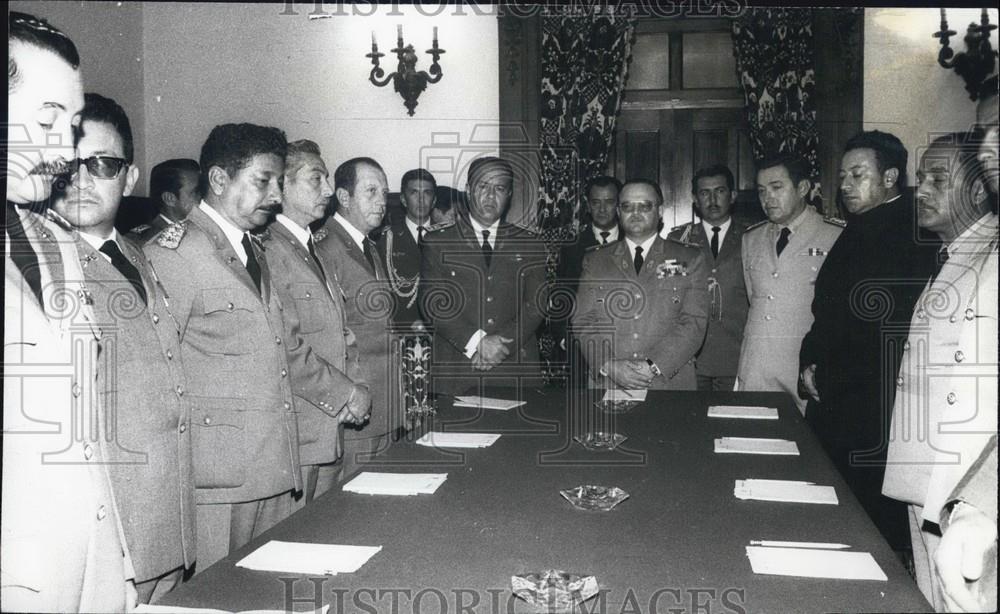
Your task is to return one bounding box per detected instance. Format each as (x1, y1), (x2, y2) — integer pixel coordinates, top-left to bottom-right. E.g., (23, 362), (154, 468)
(535, 8), (635, 380)
(732, 9), (823, 209)
(537, 8), (636, 236)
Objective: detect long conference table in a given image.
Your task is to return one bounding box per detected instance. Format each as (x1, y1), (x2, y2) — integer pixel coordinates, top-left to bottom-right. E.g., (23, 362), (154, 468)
(160, 388), (931, 613)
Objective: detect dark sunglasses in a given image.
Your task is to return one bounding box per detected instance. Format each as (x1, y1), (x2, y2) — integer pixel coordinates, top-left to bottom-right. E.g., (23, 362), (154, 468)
(66, 156), (129, 179)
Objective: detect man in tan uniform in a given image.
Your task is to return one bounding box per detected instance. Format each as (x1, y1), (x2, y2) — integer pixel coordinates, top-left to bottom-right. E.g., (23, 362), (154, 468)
(3, 12), (136, 612)
(736, 154), (842, 413)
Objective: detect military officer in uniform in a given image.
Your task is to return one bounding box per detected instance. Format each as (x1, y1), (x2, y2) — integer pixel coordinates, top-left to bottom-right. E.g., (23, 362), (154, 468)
(50, 93), (195, 603)
(377, 168), (437, 328)
(882, 132), (998, 611)
(800, 131), (939, 551)
(736, 154), (842, 413)
(419, 157), (549, 395)
(265, 140), (370, 504)
(314, 157), (397, 479)
(131, 158), (201, 241)
(143, 124), (303, 570)
(666, 164), (748, 392)
(4, 12), (136, 612)
(573, 179), (709, 390)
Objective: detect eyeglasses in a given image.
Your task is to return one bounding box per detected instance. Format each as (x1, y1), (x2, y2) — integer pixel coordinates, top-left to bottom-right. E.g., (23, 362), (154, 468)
(66, 156), (129, 179)
(618, 201), (657, 214)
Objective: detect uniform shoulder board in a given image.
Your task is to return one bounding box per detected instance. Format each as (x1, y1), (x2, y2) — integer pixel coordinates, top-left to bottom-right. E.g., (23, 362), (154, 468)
(43, 209), (73, 232)
(425, 220), (454, 233)
(312, 227), (329, 243)
(669, 222), (692, 233)
(745, 219), (768, 232)
(823, 216), (847, 228)
(378, 225), (393, 237)
(511, 222), (539, 236)
(584, 242), (605, 252)
(156, 220), (188, 249)
(130, 224), (152, 234)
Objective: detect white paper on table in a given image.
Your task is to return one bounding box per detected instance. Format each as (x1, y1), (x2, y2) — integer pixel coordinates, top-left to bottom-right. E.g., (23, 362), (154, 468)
(714, 437), (800, 456)
(746, 546), (887, 581)
(343, 472), (447, 495)
(708, 405), (779, 420)
(415, 432), (501, 448)
(734, 479), (838, 504)
(452, 396), (526, 411)
(602, 389), (647, 402)
(235, 541), (381, 575)
(135, 604), (330, 614)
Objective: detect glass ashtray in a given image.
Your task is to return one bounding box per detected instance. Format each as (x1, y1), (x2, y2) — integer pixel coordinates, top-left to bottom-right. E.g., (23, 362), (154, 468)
(559, 485), (630, 511)
(594, 399), (639, 414)
(511, 569), (599, 612)
(574, 432), (627, 451)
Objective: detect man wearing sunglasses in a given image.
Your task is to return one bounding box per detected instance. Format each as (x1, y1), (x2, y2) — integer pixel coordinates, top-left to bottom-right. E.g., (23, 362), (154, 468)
(572, 179), (709, 390)
(50, 93), (195, 604)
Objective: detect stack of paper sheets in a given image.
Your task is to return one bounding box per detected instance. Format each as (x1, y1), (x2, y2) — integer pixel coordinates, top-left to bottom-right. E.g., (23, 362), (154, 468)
(343, 472), (447, 496)
(416, 432), (501, 448)
(734, 479), (838, 504)
(236, 541), (381, 576)
(708, 405), (779, 420)
(602, 389), (647, 401)
(746, 545), (887, 581)
(714, 437), (800, 455)
(452, 395), (525, 410)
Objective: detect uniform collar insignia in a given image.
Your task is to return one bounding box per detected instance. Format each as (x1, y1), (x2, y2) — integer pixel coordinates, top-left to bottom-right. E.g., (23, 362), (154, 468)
(156, 220), (188, 249)
(312, 227), (329, 242)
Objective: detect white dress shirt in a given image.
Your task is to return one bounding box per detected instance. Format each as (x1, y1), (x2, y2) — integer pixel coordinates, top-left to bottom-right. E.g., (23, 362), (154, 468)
(701, 217), (732, 251)
(463, 216), (502, 357)
(332, 212), (368, 251)
(276, 214), (311, 248)
(592, 225), (619, 244)
(405, 216), (430, 244)
(78, 228), (121, 264)
(624, 234), (657, 265)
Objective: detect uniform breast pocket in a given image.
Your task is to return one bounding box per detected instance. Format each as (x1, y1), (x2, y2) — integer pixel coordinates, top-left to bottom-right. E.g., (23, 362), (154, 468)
(288, 282), (328, 334)
(197, 288), (262, 355)
(189, 402), (246, 489)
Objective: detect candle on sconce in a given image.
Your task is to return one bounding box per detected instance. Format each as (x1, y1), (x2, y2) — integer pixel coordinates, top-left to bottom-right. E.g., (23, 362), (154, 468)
(371, 31), (377, 51)
(397, 24), (403, 46)
(433, 26), (438, 44)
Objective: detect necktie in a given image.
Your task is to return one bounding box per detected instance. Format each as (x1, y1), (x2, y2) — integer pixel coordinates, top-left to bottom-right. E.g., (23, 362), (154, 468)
(481, 229), (492, 267)
(362, 239), (378, 277)
(6, 202), (44, 306)
(710, 226), (721, 259)
(775, 227), (791, 257)
(241, 233), (262, 294)
(418, 226), (426, 243)
(634, 245), (644, 274)
(600, 230), (610, 244)
(306, 236), (327, 282)
(100, 240), (148, 305)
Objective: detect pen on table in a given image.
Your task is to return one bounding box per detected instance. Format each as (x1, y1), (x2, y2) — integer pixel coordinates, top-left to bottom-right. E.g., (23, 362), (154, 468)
(750, 540), (850, 549)
(620, 389), (634, 398)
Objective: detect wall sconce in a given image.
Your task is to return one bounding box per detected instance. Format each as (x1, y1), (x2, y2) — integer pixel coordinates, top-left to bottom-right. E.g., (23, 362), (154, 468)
(367, 25), (445, 116)
(934, 8), (998, 100)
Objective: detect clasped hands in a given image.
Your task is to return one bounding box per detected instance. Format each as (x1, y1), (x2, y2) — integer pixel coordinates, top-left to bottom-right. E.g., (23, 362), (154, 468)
(603, 359), (656, 389)
(337, 383), (372, 425)
(472, 334), (513, 371)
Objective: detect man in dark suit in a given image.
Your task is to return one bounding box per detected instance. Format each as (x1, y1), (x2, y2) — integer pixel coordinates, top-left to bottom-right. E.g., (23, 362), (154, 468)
(49, 93), (194, 603)
(377, 168), (437, 328)
(666, 164), (748, 391)
(419, 157), (549, 395)
(314, 157), (397, 478)
(573, 179), (709, 390)
(801, 131), (940, 551)
(144, 124), (303, 571)
(130, 158), (201, 241)
(265, 140), (370, 504)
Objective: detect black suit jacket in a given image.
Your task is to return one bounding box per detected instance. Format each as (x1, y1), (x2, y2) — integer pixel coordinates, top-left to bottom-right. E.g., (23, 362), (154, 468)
(552, 224), (620, 340)
(376, 217), (423, 326)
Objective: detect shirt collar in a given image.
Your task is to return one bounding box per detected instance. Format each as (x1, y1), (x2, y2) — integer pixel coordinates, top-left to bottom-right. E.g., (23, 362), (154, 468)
(78, 227), (120, 253)
(701, 217), (731, 236)
(469, 216), (500, 246)
(276, 213), (311, 248)
(592, 224), (618, 243)
(625, 233), (657, 256)
(777, 206), (811, 233)
(333, 211), (368, 250)
(199, 201), (248, 257)
(405, 216), (429, 243)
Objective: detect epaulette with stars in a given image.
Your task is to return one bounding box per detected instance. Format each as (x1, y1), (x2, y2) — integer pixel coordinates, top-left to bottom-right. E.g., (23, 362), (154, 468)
(155, 220), (188, 249)
(823, 216), (847, 228)
(312, 227), (329, 243)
